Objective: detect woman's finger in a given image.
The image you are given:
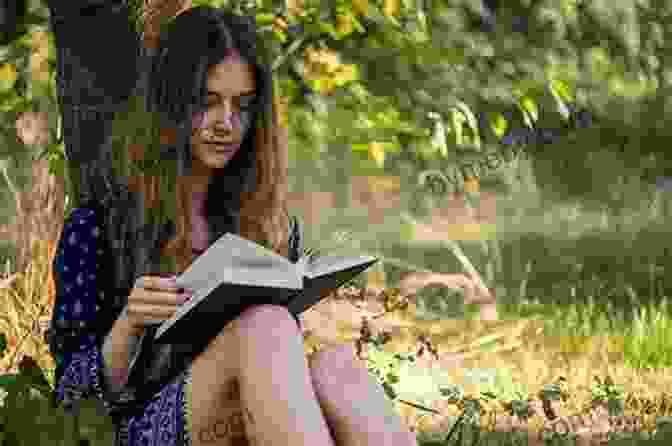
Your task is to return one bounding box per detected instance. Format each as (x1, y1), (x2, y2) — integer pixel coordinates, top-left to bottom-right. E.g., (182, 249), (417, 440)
(465, 276), (495, 305)
(460, 277), (477, 302)
(131, 288), (189, 305)
(136, 275), (182, 292)
(128, 303), (177, 318)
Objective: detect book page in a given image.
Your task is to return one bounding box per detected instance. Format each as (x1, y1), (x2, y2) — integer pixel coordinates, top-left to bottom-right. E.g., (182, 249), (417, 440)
(176, 233), (299, 290)
(302, 253), (379, 279)
(159, 233), (303, 341)
(287, 258), (378, 315)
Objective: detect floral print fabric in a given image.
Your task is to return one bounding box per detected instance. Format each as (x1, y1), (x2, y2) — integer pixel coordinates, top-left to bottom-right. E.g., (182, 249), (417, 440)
(49, 207), (189, 446)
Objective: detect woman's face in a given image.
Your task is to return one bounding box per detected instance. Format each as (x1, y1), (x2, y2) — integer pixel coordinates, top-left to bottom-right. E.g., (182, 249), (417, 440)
(190, 51), (258, 174)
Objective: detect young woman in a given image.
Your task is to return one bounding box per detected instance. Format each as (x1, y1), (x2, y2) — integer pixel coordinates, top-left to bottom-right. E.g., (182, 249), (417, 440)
(47, 6), (418, 446)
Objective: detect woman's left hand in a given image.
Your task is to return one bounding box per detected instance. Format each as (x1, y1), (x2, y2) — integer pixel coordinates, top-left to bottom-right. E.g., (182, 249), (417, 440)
(397, 272), (498, 320)
(398, 272), (493, 303)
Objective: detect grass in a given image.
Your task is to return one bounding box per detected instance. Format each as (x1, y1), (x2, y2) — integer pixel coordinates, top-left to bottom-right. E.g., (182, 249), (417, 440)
(0, 238), (56, 385)
(3, 163), (672, 444)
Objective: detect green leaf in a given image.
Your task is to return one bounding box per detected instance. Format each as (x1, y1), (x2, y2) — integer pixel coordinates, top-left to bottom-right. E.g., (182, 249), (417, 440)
(348, 82), (370, 104)
(428, 112), (448, 157)
(0, 63), (18, 92)
(550, 79), (574, 104)
(452, 101), (481, 150)
(318, 22), (338, 36)
(48, 155), (66, 178)
(449, 108), (466, 148)
(489, 113), (509, 139)
(519, 95), (539, 124)
(548, 80), (571, 121)
(398, 218), (415, 242)
(351, 150), (386, 175)
(256, 13), (276, 26)
(271, 28), (287, 43)
(0, 332), (7, 358)
(0, 90), (22, 113)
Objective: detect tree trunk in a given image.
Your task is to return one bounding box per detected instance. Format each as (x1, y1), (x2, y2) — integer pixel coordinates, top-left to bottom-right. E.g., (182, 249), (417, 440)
(141, 0), (192, 50)
(5, 159), (65, 274)
(46, 0), (142, 209)
(46, 0), (194, 209)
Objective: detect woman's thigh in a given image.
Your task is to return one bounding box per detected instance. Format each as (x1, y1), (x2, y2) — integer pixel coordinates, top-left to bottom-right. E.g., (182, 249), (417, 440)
(188, 319), (246, 446)
(231, 305), (336, 446)
(187, 305), (306, 446)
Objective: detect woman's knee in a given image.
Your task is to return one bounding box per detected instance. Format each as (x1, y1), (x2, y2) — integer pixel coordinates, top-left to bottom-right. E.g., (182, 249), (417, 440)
(308, 343), (360, 383)
(233, 304), (301, 338)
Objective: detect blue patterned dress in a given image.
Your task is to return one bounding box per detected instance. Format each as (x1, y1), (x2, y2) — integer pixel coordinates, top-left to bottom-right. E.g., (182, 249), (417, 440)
(47, 206), (303, 446)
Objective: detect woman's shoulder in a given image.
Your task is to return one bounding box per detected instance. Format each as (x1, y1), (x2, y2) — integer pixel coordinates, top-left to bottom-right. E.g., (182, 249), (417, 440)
(64, 206), (99, 224)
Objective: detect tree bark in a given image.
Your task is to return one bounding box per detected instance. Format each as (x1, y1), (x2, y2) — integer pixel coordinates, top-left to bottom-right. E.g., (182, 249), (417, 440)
(141, 0), (192, 50)
(46, 0), (142, 209)
(46, 0), (194, 209)
(6, 159), (66, 274)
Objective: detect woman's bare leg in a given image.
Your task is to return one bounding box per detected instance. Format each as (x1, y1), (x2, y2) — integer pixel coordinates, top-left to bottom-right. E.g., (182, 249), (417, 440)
(308, 343), (419, 446)
(189, 321), (247, 446)
(232, 305), (337, 446)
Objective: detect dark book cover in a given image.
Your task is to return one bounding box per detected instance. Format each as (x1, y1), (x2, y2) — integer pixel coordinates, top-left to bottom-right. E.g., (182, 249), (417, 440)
(126, 232), (377, 396)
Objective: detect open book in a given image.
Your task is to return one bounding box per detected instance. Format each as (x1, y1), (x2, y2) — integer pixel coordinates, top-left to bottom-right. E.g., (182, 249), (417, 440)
(151, 232), (377, 344)
(125, 232), (377, 396)
(124, 231), (378, 397)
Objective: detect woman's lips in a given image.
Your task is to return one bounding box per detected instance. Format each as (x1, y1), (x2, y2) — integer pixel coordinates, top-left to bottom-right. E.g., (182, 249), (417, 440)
(207, 142), (239, 153)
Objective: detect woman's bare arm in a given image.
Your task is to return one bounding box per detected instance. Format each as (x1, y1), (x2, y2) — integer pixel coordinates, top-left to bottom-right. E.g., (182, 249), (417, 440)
(101, 306), (146, 392)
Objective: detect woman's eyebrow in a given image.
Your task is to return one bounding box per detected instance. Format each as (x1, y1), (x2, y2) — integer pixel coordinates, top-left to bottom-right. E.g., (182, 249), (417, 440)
(207, 90), (256, 97)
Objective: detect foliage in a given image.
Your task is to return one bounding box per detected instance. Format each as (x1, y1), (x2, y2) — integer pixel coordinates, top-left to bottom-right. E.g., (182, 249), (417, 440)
(4, 2), (672, 443)
(2, 0), (669, 220)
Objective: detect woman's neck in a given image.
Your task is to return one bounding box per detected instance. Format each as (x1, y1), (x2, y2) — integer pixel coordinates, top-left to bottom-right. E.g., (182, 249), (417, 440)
(190, 176), (209, 195)
(189, 157), (212, 195)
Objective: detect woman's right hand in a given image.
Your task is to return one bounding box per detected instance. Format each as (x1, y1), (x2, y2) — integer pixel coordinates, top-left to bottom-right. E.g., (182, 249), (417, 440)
(126, 275), (194, 336)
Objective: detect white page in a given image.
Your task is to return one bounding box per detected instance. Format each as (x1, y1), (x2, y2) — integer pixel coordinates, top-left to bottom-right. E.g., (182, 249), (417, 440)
(156, 233), (303, 340)
(303, 254), (379, 279)
(175, 233), (299, 288)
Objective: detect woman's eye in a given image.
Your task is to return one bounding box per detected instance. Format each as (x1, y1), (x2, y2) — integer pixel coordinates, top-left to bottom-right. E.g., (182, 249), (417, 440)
(205, 95), (256, 110)
(239, 96), (256, 110)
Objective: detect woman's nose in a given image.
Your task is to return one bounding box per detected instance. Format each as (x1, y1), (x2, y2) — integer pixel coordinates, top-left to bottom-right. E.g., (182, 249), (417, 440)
(213, 105), (235, 131)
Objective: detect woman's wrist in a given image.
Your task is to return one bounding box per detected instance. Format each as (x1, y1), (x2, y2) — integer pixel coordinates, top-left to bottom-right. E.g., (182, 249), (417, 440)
(126, 319), (146, 338)
(115, 315), (145, 338)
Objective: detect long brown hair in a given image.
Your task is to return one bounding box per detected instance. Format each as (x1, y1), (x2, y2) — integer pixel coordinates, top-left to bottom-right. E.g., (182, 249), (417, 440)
(110, 7), (290, 275)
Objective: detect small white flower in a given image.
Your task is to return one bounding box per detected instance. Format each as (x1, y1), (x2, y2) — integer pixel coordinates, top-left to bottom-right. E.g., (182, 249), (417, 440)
(73, 299), (83, 316)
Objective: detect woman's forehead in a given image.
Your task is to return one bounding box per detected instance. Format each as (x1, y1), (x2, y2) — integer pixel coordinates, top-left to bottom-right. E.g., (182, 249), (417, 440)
(206, 56), (257, 94)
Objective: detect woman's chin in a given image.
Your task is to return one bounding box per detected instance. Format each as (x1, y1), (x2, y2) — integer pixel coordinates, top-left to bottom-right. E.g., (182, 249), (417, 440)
(204, 156), (233, 169)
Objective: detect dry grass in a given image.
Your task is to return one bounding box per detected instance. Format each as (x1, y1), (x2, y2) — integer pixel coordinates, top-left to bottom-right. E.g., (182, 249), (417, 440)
(0, 159), (62, 381)
(0, 238), (56, 377)
(1, 161), (672, 443)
